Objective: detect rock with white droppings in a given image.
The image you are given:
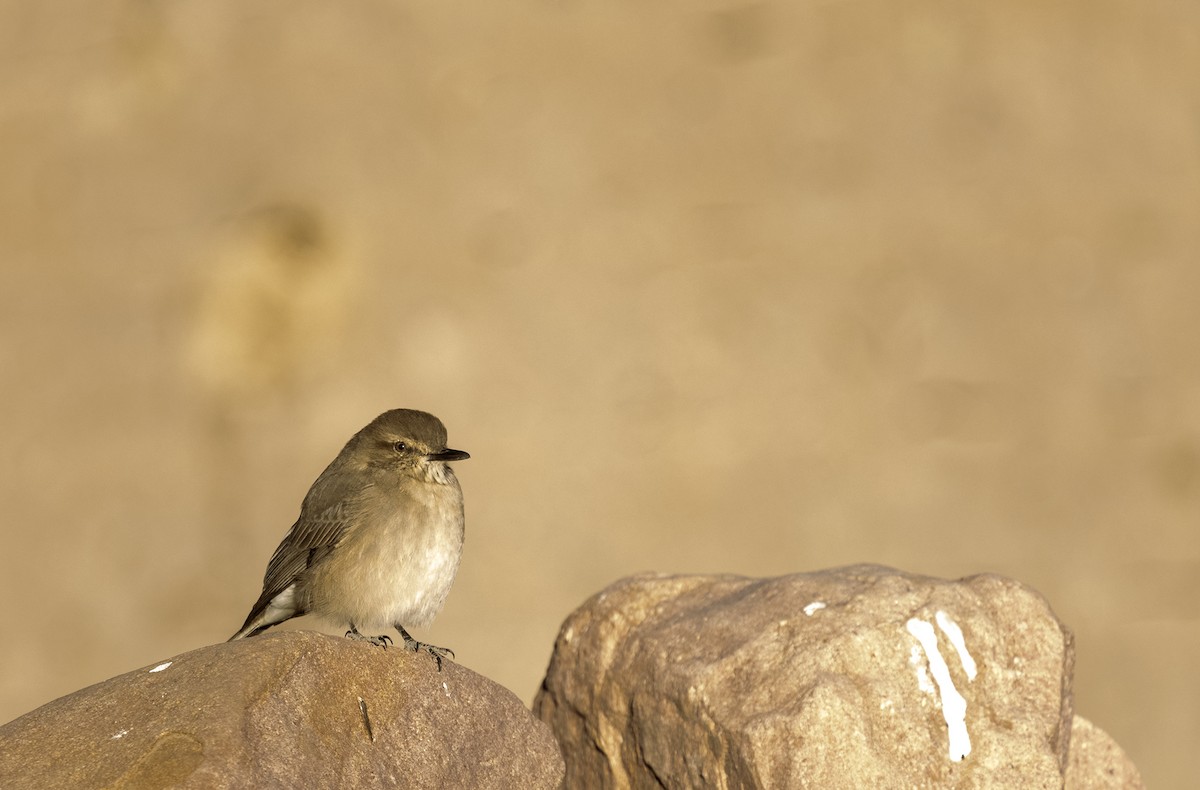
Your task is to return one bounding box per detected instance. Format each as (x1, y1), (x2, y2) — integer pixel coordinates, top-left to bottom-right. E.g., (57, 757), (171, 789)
(0, 632), (562, 789)
(534, 565), (1118, 789)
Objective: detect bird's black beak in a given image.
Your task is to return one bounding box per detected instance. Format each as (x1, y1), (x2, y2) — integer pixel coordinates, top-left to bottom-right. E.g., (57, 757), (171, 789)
(428, 448), (470, 462)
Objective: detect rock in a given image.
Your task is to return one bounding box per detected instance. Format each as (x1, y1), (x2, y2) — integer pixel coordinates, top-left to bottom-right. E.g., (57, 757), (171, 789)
(0, 631), (563, 790)
(1064, 715), (1145, 789)
(534, 565), (1088, 789)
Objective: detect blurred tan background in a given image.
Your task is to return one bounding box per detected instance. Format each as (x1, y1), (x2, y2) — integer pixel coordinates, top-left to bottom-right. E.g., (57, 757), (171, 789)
(0, 1), (1195, 785)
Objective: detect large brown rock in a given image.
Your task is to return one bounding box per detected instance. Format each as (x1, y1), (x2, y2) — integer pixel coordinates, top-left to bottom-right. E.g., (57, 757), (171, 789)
(534, 565), (1135, 789)
(0, 631), (563, 790)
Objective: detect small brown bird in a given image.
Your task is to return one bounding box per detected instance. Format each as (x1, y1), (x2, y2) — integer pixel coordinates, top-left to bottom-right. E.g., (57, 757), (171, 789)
(229, 409), (468, 668)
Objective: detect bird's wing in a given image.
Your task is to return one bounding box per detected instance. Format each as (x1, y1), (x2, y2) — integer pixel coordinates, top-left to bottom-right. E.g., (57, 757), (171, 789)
(234, 473), (368, 635)
(258, 497), (355, 600)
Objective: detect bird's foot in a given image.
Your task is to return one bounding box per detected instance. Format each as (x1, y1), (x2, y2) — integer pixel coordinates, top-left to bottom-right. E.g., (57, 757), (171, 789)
(345, 624), (393, 648)
(411, 641), (455, 671)
(396, 625), (454, 671)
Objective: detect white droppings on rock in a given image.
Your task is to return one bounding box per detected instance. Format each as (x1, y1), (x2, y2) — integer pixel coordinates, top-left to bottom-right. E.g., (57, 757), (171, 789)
(907, 617), (971, 762)
(803, 601), (826, 616)
(149, 662), (172, 673)
(909, 644), (936, 693)
(935, 611), (977, 681)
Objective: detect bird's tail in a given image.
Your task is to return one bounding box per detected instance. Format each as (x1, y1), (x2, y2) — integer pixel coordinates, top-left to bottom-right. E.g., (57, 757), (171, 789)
(228, 584), (300, 641)
(227, 624), (257, 641)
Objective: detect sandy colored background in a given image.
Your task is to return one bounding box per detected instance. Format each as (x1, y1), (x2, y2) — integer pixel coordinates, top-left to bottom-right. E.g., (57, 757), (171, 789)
(1, 2), (1195, 785)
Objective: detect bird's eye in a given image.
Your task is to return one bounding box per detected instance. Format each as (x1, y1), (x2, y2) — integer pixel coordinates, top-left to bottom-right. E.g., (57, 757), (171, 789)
(392, 441), (407, 453)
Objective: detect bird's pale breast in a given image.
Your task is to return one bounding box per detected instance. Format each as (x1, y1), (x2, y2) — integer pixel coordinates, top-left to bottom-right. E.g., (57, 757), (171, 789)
(303, 475), (464, 630)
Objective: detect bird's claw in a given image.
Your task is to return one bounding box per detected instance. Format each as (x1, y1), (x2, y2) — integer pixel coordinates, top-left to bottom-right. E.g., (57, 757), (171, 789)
(345, 628), (393, 648)
(401, 638), (454, 671)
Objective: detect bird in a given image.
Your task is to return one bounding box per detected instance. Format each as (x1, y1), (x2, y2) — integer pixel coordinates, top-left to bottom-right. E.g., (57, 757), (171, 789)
(228, 409), (469, 669)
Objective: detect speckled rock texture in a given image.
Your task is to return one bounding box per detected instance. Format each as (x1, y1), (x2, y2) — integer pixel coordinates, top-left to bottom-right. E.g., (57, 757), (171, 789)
(535, 566), (1140, 789)
(0, 631), (563, 790)
(1066, 716), (1145, 790)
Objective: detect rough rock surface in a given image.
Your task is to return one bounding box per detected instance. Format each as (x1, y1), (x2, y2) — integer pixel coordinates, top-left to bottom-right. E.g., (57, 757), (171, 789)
(0, 631), (563, 790)
(1065, 716), (1145, 789)
(535, 565), (1099, 789)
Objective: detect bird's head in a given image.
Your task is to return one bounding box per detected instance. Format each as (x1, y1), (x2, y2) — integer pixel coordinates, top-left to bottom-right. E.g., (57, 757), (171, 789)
(351, 409), (469, 484)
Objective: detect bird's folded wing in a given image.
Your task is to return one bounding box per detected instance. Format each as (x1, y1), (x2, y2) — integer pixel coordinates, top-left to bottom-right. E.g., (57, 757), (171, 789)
(261, 502), (349, 592)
